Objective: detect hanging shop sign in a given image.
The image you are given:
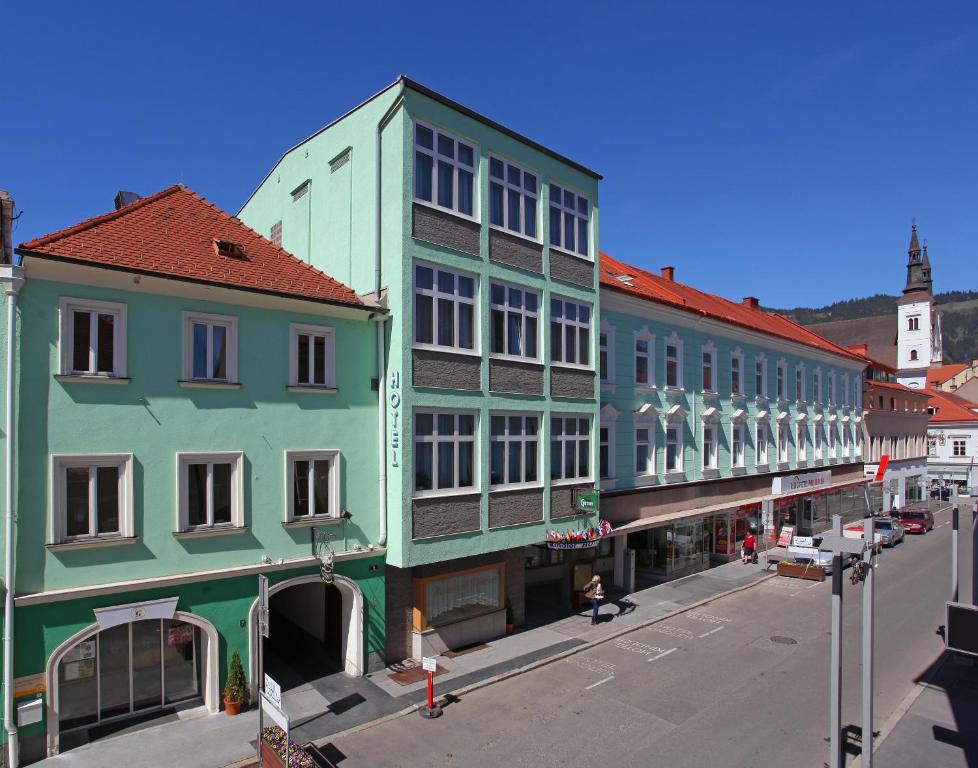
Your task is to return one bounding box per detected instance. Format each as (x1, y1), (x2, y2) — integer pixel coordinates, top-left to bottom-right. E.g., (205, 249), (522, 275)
(574, 488), (600, 512)
(389, 370), (401, 468)
(771, 470), (832, 495)
(93, 596), (178, 631)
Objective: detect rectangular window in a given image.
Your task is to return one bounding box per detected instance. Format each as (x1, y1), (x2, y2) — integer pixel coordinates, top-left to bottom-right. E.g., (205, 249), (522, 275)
(702, 349), (714, 392)
(665, 425), (683, 472)
(756, 423), (768, 465)
(414, 564), (504, 631)
(778, 423), (789, 463)
(731, 355), (742, 395)
(287, 450), (339, 521)
(270, 220), (282, 246)
(635, 337), (652, 386)
(829, 425), (838, 458)
(795, 368), (804, 401)
(828, 372), (836, 406)
(414, 123), (476, 218)
(53, 455), (132, 543)
(549, 183), (590, 258)
(177, 453), (243, 531)
(842, 426), (850, 456)
(414, 263), (476, 352)
(813, 371), (821, 404)
(182, 312), (237, 383)
(842, 374), (850, 407)
(815, 426), (824, 459)
(777, 363), (786, 399)
(635, 427), (654, 475)
(731, 423), (745, 467)
(953, 439), (967, 457)
(703, 425), (718, 469)
(599, 332), (610, 382)
(797, 424), (807, 461)
(599, 425), (611, 480)
(666, 341), (682, 388)
(551, 415), (591, 482)
(414, 411), (476, 494)
(490, 283), (538, 359)
(550, 297), (591, 367)
(490, 414), (539, 488)
(489, 157), (537, 238)
(59, 298), (127, 378)
(290, 324), (336, 388)
(755, 360), (767, 397)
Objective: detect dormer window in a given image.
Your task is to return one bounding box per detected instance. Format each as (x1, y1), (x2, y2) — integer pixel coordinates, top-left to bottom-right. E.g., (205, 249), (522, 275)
(214, 239), (245, 259)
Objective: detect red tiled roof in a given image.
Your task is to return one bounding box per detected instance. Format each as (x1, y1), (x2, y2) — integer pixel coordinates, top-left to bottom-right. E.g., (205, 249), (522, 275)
(18, 185), (364, 308)
(867, 379), (928, 397)
(927, 363), (969, 387)
(927, 388), (978, 424)
(599, 253), (865, 364)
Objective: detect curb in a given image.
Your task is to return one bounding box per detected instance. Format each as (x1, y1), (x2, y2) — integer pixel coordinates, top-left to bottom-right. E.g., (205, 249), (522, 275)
(309, 568), (778, 749)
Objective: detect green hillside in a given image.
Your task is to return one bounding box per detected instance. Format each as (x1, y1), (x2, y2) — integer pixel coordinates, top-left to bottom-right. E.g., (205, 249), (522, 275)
(773, 290), (978, 364)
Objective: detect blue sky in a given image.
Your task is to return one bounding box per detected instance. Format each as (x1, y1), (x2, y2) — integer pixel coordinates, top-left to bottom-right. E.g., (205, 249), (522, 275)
(3, 1), (975, 307)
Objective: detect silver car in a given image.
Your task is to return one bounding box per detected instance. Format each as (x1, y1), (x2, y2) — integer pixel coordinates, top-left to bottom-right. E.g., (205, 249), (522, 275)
(873, 516), (905, 547)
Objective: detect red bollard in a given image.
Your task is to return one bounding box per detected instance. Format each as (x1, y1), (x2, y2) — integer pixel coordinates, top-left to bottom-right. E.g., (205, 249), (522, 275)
(419, 658), (442, 719)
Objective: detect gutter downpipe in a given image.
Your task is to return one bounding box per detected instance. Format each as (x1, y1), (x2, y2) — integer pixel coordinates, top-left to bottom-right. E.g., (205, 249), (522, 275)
(2, 264), (24, 767)
(374, 80), (405, 547)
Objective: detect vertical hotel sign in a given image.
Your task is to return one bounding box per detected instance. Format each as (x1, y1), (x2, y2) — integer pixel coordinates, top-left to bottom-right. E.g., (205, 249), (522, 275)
(389, 371), (400, 468)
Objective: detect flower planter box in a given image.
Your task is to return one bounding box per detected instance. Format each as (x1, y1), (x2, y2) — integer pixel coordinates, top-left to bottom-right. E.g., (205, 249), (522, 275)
(260, 739), (285, 768)
(260, 727), (317, 768)
(777, 561), (825, 581)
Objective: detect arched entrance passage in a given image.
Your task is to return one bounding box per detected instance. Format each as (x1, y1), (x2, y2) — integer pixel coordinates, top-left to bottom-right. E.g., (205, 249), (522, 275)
(44, 610), (219, 757)
(247, 573), (363, 699)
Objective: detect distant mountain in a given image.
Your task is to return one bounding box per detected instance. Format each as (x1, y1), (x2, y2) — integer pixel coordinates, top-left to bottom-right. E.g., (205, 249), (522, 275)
(772, 290), (978, 365)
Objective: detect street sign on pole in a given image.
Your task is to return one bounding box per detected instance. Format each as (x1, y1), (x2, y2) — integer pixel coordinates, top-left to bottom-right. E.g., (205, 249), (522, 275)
(264, 674), (282, 707)
(419, 656), (442, 719)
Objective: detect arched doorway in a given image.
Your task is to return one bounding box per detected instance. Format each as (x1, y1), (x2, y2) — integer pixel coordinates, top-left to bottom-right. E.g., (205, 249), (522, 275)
(45, 610), (219, 756)
(247, 573), (363, 700)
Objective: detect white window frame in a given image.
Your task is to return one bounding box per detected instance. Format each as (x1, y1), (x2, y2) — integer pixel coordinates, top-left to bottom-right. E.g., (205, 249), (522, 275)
(413, 120), (478, 220)
(952, 438), (967, 457)
(413, 410), (479, 497)
(413, 262), (478, 355)
(828, 371), (836, 407)
(815, 425), (824, 460)
(776, 359), (787, 400)
(795, 363), (806, 403)
(549, 182), (591, 259)
(58, 297), (128, 378)
(51, 453), (134, 544)
(829, 424), (838, 458)
(778, 423), (790, 463)
(599, 419), (616, 482)
(550, 296), (592, 369)
(755, 422), (768, 466)
(489, 412), (541, 490)
(855, 429), (863, 457)
(288, 323), (336, 389)
(176, 451), (244, 532)
(701, 342), (716, 393)
(665, 333), (684, 390)
(796, 422), (807, 462)
(551, 414), (592, 484)
(599, 318), (616, 385)
(812, 368), (822, 405)
(285, 449), (341, 522)
(489, 281), (539, 361)
(635, 423), (655, 477)
(842, 426), (850, 456)
(842, 373), (850, 407)
(665, 423), (684, 473)
(702, 423), (719, 470)
(488, 155), (538, 240)
(181, 311), (238, 384)
(730, 349), (745, 397)
(731, 422), (745, 468)
(755, 355), (768, 398)
(634, 327), (655, 388)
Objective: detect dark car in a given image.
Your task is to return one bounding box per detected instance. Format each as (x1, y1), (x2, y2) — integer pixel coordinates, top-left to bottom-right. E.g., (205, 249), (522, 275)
(897, 507), (935, 534)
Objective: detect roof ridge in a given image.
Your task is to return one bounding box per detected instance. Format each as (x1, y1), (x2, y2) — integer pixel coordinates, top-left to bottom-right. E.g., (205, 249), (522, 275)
(20, 185), (184, 250)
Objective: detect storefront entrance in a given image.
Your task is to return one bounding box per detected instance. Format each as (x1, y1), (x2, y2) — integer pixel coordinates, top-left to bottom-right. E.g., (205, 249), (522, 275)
(56, 618), (202, 741)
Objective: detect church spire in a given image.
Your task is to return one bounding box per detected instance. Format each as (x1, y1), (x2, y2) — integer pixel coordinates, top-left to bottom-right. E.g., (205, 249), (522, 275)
(907, 219), (921, 259)
(903, 220), (932, 295)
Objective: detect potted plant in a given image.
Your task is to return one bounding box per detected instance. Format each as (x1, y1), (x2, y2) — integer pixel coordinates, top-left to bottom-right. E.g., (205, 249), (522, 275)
(776, 559), (825, 582)
(224, 649), (248, 715)
(260, 726), (317, 768)
(505, 598), (514, 634)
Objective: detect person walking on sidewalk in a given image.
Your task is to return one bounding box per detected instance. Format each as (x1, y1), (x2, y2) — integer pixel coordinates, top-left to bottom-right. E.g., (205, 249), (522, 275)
(742, 530), (757, 564)
(584, 575), (604, 625)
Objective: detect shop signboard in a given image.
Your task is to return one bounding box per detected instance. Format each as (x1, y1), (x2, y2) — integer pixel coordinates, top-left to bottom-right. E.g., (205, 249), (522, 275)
(771, 470), (832, 496)
(777, 525), (795, 548)
(547, 539), (601, 550)
(574, 489), (599, 513)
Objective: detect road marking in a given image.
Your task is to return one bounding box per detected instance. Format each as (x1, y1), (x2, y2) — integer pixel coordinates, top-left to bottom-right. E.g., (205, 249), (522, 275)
(790, 591), (801, 597)
(698, 626), (725, 638)
(806, 581), (822, 589)
(650, 624), (695, 639)
(687, 612), (731, 624)
(648, 647), (678, 662)
(614, 639), (672, 655)
(585, 675), (615, 690)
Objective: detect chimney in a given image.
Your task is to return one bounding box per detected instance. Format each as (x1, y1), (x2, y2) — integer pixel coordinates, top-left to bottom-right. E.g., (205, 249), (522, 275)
(114, 190), (142, 210)
(0, 189), (13, 265)
(742, 296), (759, 309)
(660, 266), (674, 281)
(847, 344), (869, 356)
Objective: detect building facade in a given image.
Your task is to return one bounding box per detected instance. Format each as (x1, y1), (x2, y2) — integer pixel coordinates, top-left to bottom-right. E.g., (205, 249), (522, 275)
(1, 187), (385, 761)
(597, 254), (867, 586)
(926, 389), (978, 494)
(239, 78), (603, 662)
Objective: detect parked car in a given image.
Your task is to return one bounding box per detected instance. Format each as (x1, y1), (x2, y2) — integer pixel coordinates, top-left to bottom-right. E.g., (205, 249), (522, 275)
(930, 487), (951, 500)
(843, 518), (906, 551)
(896, 507), (935, 534)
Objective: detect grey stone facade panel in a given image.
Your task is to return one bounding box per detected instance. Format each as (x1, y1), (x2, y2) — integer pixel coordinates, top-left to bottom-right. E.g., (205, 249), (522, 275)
(551, 366), (596, 400)
(412, 203), (481, 257)
(489, 358), (544, 395)
(549, 248), (595, 288)
(489, 229), (543, 273)
(412, 494), (481, 539)
(551, 483), (590, 519)
(489, 488), (544, 529)
(413, 349), (482, 391)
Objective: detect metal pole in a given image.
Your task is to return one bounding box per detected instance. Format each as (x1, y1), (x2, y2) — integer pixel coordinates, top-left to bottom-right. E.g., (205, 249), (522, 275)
(862, 516), (875, 768)
(972, 505), (977, 607)
(952, 505), (959, 603)
(830, 513), (843, 768)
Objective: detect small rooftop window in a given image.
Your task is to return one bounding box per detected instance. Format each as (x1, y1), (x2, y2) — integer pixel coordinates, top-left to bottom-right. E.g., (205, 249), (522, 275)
(214, 239), (246, 259)
(613, 273), (634, 285)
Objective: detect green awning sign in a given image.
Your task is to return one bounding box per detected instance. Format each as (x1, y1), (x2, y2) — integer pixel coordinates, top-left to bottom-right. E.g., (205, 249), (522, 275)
(575, 490), (599, 512)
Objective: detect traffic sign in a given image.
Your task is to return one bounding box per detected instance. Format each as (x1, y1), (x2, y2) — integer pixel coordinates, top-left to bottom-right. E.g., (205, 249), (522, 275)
(421, 656), (437, 672)
(264, 674), (282, 707)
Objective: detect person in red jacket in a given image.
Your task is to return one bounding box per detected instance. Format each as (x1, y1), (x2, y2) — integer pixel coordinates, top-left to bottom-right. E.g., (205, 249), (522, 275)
(742, 531), (757, 564)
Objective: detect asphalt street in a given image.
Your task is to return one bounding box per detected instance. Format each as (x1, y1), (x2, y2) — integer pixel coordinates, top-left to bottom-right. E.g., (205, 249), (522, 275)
(328, 504), (966, 768)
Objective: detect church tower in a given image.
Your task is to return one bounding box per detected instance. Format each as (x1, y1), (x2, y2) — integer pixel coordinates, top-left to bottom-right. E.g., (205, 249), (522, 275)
(896, 222), (941, 388)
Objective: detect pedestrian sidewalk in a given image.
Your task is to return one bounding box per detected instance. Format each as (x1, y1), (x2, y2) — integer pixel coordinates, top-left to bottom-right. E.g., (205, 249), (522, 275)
(33, 557), (772, 768)
(871, 652), (978, 768)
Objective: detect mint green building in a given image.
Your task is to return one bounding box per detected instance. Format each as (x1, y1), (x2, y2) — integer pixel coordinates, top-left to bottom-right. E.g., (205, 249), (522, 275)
(239, 77), (604, 661)
(0, 186), (385, 762)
